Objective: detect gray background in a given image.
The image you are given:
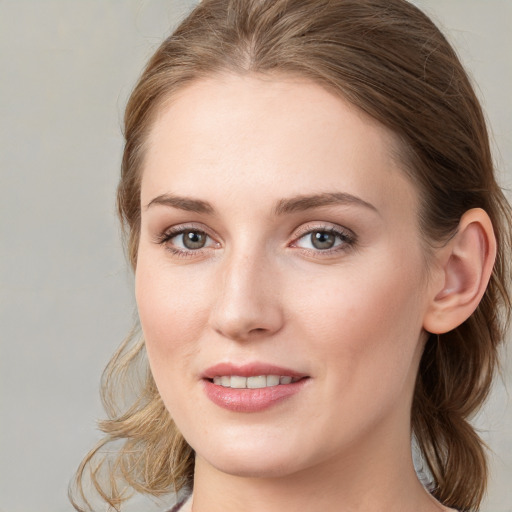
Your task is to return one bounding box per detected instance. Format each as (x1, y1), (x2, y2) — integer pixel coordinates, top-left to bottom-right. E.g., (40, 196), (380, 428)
(0, 1), (510, 511)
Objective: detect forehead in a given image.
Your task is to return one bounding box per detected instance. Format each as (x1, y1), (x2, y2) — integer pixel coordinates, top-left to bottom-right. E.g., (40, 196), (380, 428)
(141, 73), (418, 218)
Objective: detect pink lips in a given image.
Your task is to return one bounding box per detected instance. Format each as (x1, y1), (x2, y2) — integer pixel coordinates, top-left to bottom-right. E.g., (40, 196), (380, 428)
(202, 362), (308, 413)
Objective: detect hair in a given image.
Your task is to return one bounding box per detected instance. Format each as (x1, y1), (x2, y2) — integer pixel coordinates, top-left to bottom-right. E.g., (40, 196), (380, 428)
(70, 1), (512, 511)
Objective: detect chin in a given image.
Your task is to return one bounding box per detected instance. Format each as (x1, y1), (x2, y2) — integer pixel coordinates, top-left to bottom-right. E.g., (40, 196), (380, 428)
(204, 449), (302, 479)
(190, 428), (311, 479)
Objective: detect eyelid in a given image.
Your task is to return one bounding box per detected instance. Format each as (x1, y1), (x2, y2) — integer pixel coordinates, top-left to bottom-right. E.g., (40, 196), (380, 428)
(292, 222), (356, 240)
(289, 222), (357, 254)
(153, 222), (221, 251)
(153, 221), (356, 257)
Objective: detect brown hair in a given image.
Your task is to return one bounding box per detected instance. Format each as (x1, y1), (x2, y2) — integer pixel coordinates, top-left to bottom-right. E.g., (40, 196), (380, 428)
(70, 1), (512, 510)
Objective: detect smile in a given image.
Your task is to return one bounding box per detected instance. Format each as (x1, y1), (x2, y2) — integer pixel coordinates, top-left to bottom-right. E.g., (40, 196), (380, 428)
(201, 363), (309, 412)
(212, 375), (301, 388)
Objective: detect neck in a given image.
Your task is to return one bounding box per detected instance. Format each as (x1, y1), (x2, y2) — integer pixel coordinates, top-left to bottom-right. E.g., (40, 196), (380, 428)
(190, 420), (446, 512)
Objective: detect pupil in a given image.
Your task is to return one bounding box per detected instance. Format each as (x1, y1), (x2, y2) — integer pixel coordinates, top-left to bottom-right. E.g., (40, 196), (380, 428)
(183, 230), (206, 249)
(311, 231), (335, 250)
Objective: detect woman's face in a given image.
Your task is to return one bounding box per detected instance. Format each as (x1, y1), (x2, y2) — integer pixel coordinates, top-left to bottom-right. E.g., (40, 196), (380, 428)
(136, 74), (433, 478)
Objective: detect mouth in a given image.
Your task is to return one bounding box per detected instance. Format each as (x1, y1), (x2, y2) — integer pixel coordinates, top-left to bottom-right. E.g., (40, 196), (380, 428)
(209, 375), (302, 388)
(202, 362), (308, 383)
(201, 362), (309, 412)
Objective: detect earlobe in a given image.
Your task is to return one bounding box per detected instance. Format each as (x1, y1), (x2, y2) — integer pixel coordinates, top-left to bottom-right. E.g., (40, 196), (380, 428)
(423, 208), (496, 335)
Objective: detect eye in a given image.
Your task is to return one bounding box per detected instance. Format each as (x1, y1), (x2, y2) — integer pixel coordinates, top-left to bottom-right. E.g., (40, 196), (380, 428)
(177, 229), (209, 250)
(306, 231), (338, 250)
(155, 226), (218, 256)
(293, 227), (355, 252)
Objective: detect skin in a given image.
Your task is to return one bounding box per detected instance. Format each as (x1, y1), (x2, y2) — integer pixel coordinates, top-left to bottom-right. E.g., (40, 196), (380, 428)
(136, 74), (463, 512)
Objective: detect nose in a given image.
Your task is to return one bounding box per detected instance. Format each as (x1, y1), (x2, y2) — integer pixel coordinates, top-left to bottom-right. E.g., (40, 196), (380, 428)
(209, 249), (284, 342)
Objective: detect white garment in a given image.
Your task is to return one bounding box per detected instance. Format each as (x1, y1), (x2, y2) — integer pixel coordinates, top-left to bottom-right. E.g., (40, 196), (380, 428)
(180, 494), (193, 512)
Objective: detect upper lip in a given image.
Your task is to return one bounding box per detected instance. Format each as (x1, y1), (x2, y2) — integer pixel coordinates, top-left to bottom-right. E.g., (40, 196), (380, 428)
(201, 362), (308, 380)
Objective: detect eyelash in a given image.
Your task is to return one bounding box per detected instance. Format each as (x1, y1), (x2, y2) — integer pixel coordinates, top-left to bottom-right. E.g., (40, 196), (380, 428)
(154, 223), (357, 259)
(291, 224), (356, 256)
(154, 224), (218, 259)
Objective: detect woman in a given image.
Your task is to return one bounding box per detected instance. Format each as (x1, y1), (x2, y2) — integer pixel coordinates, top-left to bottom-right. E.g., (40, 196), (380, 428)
(71, 1), (512, 511)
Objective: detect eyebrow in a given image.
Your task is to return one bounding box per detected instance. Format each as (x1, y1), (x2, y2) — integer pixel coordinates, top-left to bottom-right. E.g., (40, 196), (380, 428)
(273, 192), (379, 216)
(145, 192), (378, 216)
(146, 194), (214, 214)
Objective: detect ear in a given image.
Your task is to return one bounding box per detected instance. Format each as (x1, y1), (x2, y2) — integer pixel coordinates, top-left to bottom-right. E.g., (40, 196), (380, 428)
(423, 208), (497, 335)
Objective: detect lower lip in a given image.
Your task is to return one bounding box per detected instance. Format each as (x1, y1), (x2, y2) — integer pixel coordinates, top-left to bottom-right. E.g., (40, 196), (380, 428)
(203, 379), (308, 412)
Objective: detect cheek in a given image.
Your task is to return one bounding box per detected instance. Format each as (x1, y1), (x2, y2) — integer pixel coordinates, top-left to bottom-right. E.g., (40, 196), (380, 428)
(135, 254), (210, 377)
(293, 254), (426, 394)
(282, 261), (426, 451)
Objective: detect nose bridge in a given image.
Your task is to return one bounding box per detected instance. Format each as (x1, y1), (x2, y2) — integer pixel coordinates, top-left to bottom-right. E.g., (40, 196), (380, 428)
(210, 243), (283, 340)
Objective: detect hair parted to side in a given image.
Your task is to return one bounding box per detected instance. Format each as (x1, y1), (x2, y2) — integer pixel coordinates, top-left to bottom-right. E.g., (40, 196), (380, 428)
(70, 1), (512, 511)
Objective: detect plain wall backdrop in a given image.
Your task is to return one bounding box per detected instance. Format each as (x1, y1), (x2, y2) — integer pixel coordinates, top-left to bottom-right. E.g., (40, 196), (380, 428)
(0, 1), (510, 511)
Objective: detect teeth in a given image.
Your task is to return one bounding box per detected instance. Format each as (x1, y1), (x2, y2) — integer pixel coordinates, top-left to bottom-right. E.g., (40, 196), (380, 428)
(230, 376), (247, 389)
(212, 375), (300, 388)
(266, 375), (280, 386)
(247, 375), (267, 389)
